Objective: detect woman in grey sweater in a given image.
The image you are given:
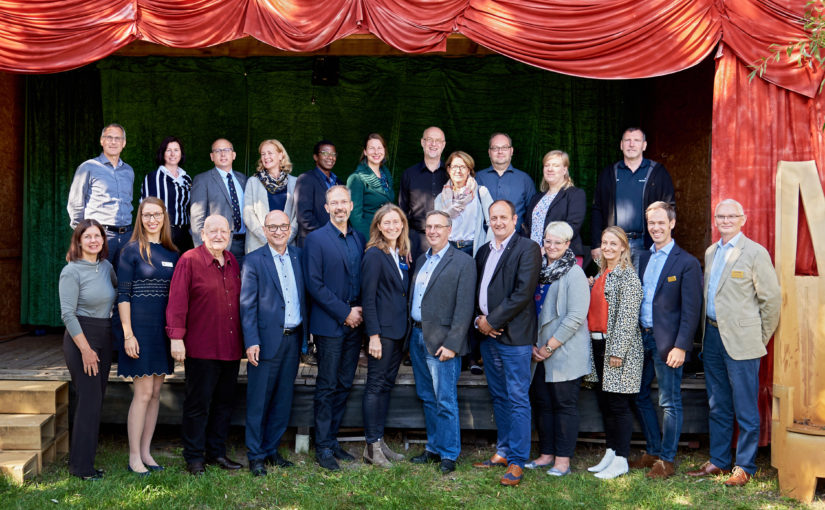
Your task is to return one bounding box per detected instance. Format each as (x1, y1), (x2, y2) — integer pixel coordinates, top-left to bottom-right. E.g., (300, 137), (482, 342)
(59, 219), (117, 480)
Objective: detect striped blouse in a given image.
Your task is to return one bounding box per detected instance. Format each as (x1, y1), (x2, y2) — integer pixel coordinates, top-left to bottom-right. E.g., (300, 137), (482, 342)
(140, 166), (192, 227)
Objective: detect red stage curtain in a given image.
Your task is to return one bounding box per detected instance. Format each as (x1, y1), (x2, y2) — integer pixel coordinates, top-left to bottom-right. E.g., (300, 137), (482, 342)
(137, 0), (247, 48)
(243, 0), (361, 52)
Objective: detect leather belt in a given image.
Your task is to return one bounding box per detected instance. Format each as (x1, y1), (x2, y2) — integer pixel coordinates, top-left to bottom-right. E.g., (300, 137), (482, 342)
(451, 240), (474, 249)
(591, 332), (606, 340)
(640, 326), (653, 334)
(102, 224), (132, 234)
(283, 326), (300, 336)
(233, 233), (246, 241)
(706, 317), (719, 328)
(625, 232), (643, 239)
(411, 320), (423, 330)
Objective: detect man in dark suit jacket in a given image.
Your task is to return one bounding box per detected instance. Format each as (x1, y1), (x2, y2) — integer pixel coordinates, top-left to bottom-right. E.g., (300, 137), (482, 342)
(630, 201), (702, 479)
(472, 200), (542, 487)
(190, 138), (248, 261)
(240, 210), (306, 476)
(293, 140), (342, 247)
(407, 210), (477, 474)
(303, 185), (365, 471)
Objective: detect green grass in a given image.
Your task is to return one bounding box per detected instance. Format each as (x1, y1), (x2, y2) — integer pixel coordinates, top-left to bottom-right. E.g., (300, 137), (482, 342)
(1, 430), (822, 509)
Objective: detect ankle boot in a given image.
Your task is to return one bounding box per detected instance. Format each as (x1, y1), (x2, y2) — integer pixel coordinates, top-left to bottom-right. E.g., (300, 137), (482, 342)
(363, 441), (392, 468)
(379, 438), (405, 461)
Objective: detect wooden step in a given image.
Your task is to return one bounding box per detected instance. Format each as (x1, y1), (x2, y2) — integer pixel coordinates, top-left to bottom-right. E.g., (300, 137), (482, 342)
(0, 451), (39, 484)
(17, 429), (66, 473)
(55, 403), (68, 432)
(0, 414), (55, 450)
(0, 381), (68, 414)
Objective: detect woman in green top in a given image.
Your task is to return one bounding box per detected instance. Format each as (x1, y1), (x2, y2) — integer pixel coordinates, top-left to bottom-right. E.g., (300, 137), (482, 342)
(347, 133), (394, 238)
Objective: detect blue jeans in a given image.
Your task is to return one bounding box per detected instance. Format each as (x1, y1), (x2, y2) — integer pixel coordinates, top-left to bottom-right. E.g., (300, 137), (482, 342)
(633, 330), (663, 457)
(409, 327), (462, 461)
(479, 338), (532, 467)
(105, 229), (131, 265)
(313, 328), (362, 455)
(629, 237), (645, 271)
(653, 344), (684, 462)
(703, 323), (761, 474)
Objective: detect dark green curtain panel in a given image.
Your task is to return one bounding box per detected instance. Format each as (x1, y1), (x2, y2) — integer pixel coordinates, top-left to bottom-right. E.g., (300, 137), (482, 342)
(24, 55), (637, 326)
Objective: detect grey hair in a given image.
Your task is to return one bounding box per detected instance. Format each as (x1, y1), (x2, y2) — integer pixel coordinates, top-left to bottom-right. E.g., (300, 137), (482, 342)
(715, 198), (744, 216)
(101, 123), (125, 139)
(426, 210), (452, 227)
(544, 221), (573, 243)
(325, 184), (351, 201)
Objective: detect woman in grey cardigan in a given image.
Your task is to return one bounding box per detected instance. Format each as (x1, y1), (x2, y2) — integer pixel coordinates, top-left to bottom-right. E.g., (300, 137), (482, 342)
(526, 221), (591, 476)
(243, 139), (297, 252)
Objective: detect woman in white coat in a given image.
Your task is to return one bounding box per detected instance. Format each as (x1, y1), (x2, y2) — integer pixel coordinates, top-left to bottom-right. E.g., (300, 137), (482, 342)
(243, 139), (297, 253)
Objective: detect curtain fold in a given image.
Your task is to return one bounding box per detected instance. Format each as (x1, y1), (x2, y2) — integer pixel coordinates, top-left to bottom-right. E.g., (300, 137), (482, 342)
(136, 0), (248, 47)
(243, 0), (361, 51)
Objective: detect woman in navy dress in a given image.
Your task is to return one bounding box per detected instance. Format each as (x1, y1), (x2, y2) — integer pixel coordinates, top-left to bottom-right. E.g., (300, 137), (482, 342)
(117, 197), (180, 474)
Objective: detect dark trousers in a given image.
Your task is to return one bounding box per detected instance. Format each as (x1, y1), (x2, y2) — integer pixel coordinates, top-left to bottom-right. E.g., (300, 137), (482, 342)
(171, 225), (193, 253)
(363, 336), (404, 443)
(409, 230), (429, 263)
(605, 392), (636, 458)
(63, 317), (112, 477)
(530, 364), (581, 458)
(182, 357), (240, 463)
(591, 338), (611, 433)
(245, 329), (302, 461)
(314, 327), (362, 454)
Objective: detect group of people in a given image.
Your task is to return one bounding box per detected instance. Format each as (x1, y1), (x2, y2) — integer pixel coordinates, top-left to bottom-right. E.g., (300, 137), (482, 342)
(59, 123), (781, 490)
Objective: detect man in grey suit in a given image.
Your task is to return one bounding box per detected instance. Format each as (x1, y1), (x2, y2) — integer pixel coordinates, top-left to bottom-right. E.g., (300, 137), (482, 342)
(686, 198), (780, 487)
(190, 138), (248, 261)
(408, 210), (476, 475)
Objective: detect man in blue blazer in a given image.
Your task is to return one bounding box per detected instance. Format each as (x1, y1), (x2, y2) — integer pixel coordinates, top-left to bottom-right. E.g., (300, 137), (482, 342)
(631, 201), (702, 479)
(240, 210), (306, 476)
(304, 185), (365, 471)
(293, 140), (342, 247)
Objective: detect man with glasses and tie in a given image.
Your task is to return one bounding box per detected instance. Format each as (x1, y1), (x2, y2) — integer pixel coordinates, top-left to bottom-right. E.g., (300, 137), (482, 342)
(67, 123), (135, 262)
(190, 138), (248, 262)
(475, 133), (536, 235)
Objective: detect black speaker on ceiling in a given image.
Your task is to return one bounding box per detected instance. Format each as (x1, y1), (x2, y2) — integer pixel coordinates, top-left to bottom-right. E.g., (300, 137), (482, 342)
(312, 57), (339, 86)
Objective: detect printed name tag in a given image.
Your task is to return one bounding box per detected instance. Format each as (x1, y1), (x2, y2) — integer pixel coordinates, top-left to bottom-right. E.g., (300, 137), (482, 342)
(162, 261), (174, 268)
(731, 270), (744, 278)
(667, 276), (676, 282)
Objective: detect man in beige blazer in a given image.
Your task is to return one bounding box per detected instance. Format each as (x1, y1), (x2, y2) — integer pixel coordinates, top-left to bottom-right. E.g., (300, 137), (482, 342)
(687, 199), (780, 487)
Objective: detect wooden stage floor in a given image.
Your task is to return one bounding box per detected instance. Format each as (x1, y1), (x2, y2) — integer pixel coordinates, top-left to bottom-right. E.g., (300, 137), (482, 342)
(0, 333), (709, 433)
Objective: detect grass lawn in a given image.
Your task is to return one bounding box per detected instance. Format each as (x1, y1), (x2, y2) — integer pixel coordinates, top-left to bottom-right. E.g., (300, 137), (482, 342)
(1, 427), (823, 510)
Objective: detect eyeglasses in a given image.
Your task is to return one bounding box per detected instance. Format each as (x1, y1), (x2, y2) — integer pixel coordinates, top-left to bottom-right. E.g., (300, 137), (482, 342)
(265, 224), (290, 232)
(102, 136), (123, 142)
(449, 164), (468, 172)
(318, 151), (337, 157)
(425, 224), (449, 231)
(714, 214), (743, 222)
(423, 137), (444, 144)
(141, 213), (164, 221)
(212, 148), (234, 154)
(543, 239), (567, 246)
(489, 145), (511, 152)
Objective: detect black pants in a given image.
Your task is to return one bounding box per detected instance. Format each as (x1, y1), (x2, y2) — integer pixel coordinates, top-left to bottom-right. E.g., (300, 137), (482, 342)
(604, 392), (636, 458)
(63, 317), (112, 477)
(182, 357), (240, 463)
(591, 339), (610, 433)
(170, 224), (193, 253)
(362, 337), (403, 443)
(530, 364), (581, 458)
(314, 327), (362, 454)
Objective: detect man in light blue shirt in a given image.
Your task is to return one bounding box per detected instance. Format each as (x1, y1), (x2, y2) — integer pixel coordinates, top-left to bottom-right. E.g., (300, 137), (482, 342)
(476, 133), (536, 234)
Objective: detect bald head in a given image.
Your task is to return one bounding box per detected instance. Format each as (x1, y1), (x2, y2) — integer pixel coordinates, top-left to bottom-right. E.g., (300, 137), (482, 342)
(421, 126), (446, 162)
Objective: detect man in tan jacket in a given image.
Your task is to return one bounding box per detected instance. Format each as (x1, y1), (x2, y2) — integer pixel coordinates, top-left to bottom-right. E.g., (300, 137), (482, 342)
(687, 199), (780, 487)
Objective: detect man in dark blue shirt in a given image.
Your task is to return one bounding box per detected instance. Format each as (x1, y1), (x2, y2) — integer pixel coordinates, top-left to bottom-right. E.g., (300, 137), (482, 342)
(476, 133), (536, 235)
(294, 140), (342, 247)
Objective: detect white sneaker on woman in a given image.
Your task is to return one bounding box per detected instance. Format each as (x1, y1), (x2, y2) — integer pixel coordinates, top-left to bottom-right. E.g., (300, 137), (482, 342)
(594, 455), (629, 479)
(587, 448), (615, 472)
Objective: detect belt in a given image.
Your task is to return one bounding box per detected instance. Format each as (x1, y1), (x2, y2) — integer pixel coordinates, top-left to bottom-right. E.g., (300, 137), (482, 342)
(451, 240), (473, 249)
(640, 326), (653, 334)
(625, 232), (643, 239)
(233, 233), (246, 241)
(283, 326), (300, 336)
(706, 317), (719, 328)
(591, 332), (606, 340)
(102, 224), (132, 234)
(411, 320), (422, 330)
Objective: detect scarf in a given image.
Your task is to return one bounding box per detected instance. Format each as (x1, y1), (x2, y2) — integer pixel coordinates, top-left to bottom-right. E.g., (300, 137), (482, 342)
(257, 169), (289, 194)
(441, 175), (478, 218)
(538, 248), (576, 285)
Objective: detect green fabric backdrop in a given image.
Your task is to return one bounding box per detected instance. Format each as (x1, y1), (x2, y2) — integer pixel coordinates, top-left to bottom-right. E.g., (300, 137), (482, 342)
(23, 55), (639, 326)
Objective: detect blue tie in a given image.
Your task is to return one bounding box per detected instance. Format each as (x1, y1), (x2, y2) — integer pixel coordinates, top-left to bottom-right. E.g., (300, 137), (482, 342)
(226, 173), (242, 232)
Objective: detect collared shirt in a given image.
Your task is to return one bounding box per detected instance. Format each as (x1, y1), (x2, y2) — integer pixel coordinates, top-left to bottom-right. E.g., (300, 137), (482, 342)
(640, 239), (674, 327)
(216, 168), (246, 234)
(165, 245), (243, 361)
(614, 158), (651, 235)
(269, 245), (301, 329)
(399, 161), (449, 231)
(141, 166), (192, 227)
(67, 153), (135, 228)
(411, 243), (450, 322)
(336, 224), (362, 303)
(478, 231), (516, 315)
(706, 232), (743, 320)
(315, 167), (340, 190)
(475, 165), (536, 233)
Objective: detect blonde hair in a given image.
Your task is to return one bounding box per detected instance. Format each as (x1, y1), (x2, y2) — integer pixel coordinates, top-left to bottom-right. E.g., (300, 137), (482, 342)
(598, 226), (633, 272)
(256, 139), (293, 175)
(540, 150), (574, 192)
(366, 204), (410, 258)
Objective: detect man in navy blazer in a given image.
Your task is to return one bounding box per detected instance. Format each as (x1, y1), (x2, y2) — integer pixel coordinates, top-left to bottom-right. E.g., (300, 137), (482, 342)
(240, 210), (306, 476)
(293, 140), (342, 247)
(303, 185), (365, 471)
(631, 201), (702, 479)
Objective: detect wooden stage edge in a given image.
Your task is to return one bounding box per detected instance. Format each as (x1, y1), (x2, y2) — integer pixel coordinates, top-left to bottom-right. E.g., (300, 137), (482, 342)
(0, 334), (710, 433)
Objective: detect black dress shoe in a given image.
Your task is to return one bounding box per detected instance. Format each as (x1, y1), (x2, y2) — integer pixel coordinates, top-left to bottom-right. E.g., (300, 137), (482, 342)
(316, 454), (340, 471)
(249, 459), (267, 477)
(78, 469), (105, 481)
(332, 446), (355, 462)
(265, 452), (294, 468)
(440, 459), (456, 474)
(410, 451), (441, 464)
(205, 456), (243, 470)
(187, 461), (205, 476)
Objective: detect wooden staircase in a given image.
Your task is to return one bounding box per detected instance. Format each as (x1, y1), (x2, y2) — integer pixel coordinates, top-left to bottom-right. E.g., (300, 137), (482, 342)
(0, 381), (69, 483)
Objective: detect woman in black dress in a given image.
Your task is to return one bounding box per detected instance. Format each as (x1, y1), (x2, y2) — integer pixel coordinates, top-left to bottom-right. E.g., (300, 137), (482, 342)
(117, 197), (180, 474)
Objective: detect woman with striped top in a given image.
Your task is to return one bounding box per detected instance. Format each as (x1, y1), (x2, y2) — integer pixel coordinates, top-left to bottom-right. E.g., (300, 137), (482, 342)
(141, 136), (193, 251)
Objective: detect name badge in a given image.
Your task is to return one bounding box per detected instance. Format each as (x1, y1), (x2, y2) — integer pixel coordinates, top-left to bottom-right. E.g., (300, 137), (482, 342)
(731, 270), (744, 278)
(162, 261), (174, 268)
(667, 276), (676, 282)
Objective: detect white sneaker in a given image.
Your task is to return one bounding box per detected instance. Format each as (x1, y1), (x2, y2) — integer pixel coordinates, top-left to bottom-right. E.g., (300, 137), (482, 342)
(587, 448), (615, 472)
(594, 455), (629, 479)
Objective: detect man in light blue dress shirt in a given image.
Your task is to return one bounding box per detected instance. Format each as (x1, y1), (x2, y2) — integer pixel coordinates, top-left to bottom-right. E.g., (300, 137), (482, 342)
(475, 133), (536, 234)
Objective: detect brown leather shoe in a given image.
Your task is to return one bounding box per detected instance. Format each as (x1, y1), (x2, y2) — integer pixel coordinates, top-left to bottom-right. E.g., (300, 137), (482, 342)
(499, 464), (523, 486)
(646, 459), (675, 479)
(628, 453), (659, 469)
(473, 453), (508, 468)
(686, 461), (730, 477)
(723, 466), (752, 487)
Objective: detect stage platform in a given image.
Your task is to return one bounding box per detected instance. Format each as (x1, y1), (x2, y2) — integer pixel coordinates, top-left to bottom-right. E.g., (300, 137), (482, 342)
(0, 333), (710, 433)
